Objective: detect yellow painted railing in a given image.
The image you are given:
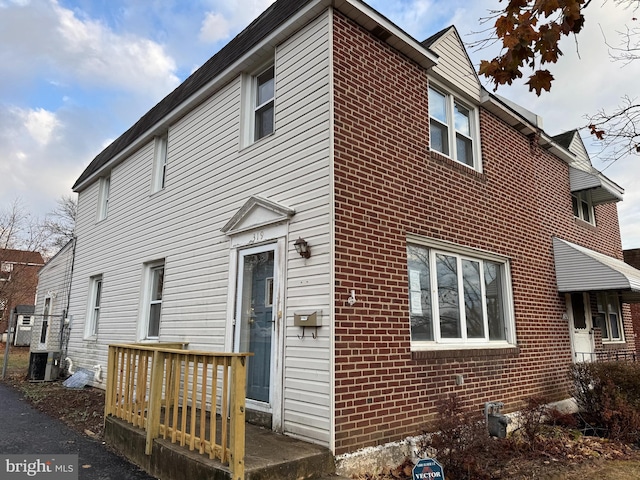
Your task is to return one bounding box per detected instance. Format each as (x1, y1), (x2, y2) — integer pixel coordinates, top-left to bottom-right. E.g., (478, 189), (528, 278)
(105, 343), (250, 480)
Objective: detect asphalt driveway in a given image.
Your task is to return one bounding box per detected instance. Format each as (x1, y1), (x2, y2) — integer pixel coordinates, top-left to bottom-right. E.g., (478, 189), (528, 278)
(0, 383), (157, 480)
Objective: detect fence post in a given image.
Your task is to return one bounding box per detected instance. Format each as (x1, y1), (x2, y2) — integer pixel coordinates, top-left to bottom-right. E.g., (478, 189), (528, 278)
(146, 349), (165, 455)
(229, 355), (247, 480)
(105, 346), (117, 417)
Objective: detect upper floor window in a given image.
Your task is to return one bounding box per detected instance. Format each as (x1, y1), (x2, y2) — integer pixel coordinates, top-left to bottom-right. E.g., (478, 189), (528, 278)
(97, 175), (110, 221)
(595, 292), (623, 342)
(254, 65), (275, 141)
(85, 275), (103, 338)
(152, 133), (168, 193)
(572, 191), (594, 225)
(429, 86), (480, 170)
(407, 240), (515, 348)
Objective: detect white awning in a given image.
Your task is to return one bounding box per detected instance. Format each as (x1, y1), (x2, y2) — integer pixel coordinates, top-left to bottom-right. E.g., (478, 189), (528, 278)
(569, 167), (624, 204)
(553, 238), (640, 303)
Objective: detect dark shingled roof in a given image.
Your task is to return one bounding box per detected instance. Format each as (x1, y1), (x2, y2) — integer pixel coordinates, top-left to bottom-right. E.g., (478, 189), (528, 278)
(72, 0), (313, 191)
(13, 305), (35, 315)
(421, 25), (450, 48)
(0, 249), (45, 265)
(551, 130), (577, 150)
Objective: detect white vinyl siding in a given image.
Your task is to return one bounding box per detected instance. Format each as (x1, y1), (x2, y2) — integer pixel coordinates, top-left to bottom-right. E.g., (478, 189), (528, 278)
(427, 28), (482, 103)
(66, 11), (332, 447)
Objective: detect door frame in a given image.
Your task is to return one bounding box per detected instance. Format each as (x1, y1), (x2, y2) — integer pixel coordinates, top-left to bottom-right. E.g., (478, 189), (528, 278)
(566, 292), (595, 362)
(225, 229), (286, 431)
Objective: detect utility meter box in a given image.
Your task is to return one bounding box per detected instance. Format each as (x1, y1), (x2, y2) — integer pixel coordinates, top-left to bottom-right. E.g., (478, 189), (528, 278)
(294, 311), (321, 327)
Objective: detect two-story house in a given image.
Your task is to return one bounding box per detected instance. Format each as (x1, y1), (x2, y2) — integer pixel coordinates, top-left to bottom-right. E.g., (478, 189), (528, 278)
(56, 0), (640, 465)
(0, 248), (44, 340)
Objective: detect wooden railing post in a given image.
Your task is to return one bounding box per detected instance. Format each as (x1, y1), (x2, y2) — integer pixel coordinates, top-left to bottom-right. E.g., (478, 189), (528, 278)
(105, 346), (117, 417)
(146, 349), (165, 455)
(229, 355), (247, 480)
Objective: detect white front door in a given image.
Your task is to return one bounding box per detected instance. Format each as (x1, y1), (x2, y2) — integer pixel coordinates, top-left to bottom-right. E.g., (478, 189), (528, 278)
(567, 292), (594, 362)
(233, 243), (282, 426)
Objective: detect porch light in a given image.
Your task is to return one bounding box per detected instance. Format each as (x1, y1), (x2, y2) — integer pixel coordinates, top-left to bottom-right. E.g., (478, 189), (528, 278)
(294, 237), (311, 258)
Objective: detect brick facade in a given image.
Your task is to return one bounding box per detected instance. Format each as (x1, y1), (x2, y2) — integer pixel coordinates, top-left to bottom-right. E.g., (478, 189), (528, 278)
(332, 12), (634, 454)
(623, 249), (640, 355)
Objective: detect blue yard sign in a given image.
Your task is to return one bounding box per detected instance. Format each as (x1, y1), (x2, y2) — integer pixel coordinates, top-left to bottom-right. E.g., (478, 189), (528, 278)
(412, 458), (445, 480)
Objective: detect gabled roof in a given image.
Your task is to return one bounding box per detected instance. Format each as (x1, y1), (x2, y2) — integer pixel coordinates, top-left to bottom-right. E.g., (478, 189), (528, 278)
(0, 249), (45, 265)
(72, 0), (314, 191)
(72, 0), (439, 192)
(13, 305), (35, 315)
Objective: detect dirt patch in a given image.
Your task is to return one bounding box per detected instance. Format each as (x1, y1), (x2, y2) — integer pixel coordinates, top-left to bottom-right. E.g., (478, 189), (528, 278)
(1, 345), (105, 439)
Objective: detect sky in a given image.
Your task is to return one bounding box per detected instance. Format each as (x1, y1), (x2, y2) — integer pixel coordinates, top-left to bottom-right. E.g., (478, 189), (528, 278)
(0, 0), (638, 247)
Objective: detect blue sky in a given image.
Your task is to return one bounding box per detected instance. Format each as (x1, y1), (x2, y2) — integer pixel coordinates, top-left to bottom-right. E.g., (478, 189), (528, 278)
(1, 0), (639, 247)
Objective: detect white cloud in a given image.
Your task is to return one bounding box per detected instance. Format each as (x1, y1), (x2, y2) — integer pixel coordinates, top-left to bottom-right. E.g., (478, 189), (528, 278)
(0, 0), (180, 98)
(198, 0), (276, 44)
(199, 11), (231, 43)
(22, 108), (60, 146)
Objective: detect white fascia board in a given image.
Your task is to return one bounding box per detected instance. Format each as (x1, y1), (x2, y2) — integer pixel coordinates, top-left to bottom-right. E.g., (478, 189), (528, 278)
(74, 0), (330, 192)
(336, 0), (439, 69)
(480, 91), (576, 165)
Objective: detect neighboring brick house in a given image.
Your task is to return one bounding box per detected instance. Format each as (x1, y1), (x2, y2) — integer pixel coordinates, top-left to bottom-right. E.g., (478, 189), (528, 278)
(58, 0), (640, 463)
(0, 249), (44, 338)
(624, 248), (640, 355)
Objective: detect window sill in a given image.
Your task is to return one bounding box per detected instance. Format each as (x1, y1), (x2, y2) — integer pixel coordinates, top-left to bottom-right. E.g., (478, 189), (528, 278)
(411, 344), (520, 361)
(428, 151), (485, 181)
(574, 217), (596, 230)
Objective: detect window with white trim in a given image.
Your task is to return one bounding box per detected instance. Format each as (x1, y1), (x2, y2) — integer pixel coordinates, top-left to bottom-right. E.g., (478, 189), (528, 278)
(142, 260), (165, 339)
(254, 65), (275, 141)
(407, 241), (515, 347)
(428, 86), (480, 169)
(572, 191), (595, 225)
(152, 133), (168, 193)
(85, 275), (102, 338)
(595, 292), (623, 342)
(97, 175), (110, 221)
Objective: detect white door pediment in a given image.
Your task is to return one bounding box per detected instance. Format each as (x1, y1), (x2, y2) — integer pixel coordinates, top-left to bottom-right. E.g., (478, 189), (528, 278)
(221, 196), (295, 236)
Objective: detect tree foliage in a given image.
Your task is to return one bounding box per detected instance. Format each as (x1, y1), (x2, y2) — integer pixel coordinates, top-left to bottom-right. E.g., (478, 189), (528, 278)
(478, 0), (640, 160)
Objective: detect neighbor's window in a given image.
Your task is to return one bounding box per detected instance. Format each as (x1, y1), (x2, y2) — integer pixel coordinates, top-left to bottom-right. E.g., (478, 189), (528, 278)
(85, 275), (103, 338)
(97, 175), (111, 221)
(407, 242), (514, 346)
(595, 292), (623, 342)
(40, 296), (52, 345)
(152, 133), (168, 193)
(254, 65), (275, 141)
(572, 191), (595, 225)
(144, 261), (165, 339)
(429, 86), (479, 169)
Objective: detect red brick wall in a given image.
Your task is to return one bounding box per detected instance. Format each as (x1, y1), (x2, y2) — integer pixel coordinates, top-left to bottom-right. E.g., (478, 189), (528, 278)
(623, 249), (640, 355)
(332, 12), (634, 454)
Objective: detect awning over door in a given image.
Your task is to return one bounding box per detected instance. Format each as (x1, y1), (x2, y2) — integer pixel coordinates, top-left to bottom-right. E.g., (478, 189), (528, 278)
(553, 238), (640, 303)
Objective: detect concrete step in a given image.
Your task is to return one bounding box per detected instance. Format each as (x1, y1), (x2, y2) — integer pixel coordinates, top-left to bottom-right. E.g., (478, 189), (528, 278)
(105, 416), (337, 480)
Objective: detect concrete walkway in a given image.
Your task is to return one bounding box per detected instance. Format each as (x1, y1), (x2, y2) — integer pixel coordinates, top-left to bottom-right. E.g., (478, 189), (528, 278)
(0, 383), (157, 480)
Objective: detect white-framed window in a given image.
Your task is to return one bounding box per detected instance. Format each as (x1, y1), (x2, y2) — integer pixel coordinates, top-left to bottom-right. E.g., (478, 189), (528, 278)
(428, 85), (480, 170)
(152, 133), (168, 193)
(40, 296), (52, 345)
(572, 191), (595, 225)
(141, 260), (165, 339)
(595, 292), (624, 342)
(85, 275), (103, 338)
(254, 64), (275, 141)
(97, 175), (111, 221)
(407, 239), (515, 348)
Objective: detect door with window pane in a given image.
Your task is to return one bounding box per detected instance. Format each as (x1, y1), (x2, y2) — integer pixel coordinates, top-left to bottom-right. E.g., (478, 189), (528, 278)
(568, 292), (594, 362)
(234, 246), (275, 404)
